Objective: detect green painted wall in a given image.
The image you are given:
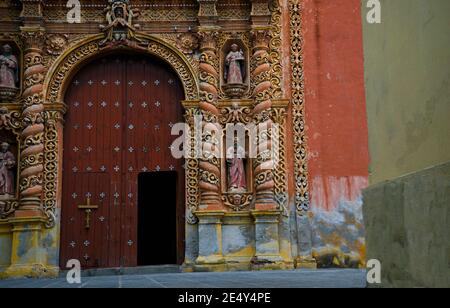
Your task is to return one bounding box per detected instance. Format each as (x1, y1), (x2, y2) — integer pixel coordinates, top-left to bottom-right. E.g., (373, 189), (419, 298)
(362, 0), (450, 184)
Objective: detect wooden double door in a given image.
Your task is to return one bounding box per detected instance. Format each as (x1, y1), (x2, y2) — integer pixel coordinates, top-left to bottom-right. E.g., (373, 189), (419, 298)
(60, 54), (185, 269)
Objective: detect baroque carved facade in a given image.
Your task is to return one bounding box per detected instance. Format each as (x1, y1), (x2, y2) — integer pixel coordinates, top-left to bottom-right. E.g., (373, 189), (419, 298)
(0, 0), (313, 277)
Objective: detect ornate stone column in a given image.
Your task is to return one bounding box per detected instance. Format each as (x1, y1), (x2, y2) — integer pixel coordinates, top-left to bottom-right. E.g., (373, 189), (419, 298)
(195, 32), (225, 269)
(5, 1), (56, 277)
(289, 0), (316, 269)
(197, 31), (222, 211)
(251, 30), (277, 211)
(194, 1), (226, 270)
(17, 27), (46, 216)
(250, 29), (284, 270)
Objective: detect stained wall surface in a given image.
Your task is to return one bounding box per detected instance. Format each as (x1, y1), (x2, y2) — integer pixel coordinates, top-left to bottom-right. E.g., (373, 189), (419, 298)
(361, 0), (450, 287)
(302, 0), (369, 266)
(362, 0), (450, 184)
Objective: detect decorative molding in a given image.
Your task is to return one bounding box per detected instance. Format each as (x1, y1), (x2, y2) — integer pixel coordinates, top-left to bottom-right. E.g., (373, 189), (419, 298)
(184, 106), (201, 224)
(222, 192), (253, 212)
(289, 0), (309, 214)
(271, 103), (288, 216)
(197, 0), (218, 26)
(42, 110), (61, 228)
(44, 34), (199, 104)
(176, 32), (199, 55)
(0, 107), (22, 219)
(44, 34), (68, 56)
(268, 0), (282, 99)
(219, 103), (252, 125)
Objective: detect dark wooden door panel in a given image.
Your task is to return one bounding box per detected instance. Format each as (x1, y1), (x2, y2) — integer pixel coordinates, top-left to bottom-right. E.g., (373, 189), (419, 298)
(61, 54), (185, 269)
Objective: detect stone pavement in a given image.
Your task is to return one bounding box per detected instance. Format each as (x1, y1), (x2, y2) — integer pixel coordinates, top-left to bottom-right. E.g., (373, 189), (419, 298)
(0, 269), (366, 288)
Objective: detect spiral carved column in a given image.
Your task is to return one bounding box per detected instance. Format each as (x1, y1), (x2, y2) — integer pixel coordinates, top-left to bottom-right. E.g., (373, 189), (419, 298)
(197, 31), (223, 210)
(249, 29), (284, 269)
(251, 30), (277, 211)
(194, 30), (226, 270)
(18, 29), (46, 213)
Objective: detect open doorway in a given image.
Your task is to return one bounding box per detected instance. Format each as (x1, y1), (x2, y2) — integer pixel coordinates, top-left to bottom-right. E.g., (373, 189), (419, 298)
(137, 172), (179, 266)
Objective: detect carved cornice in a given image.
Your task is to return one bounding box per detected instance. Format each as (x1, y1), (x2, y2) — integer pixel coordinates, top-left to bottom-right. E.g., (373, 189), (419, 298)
(251, 0), (271, 26)
(197, 0), (218, 26)
(20, 0), (44, 27)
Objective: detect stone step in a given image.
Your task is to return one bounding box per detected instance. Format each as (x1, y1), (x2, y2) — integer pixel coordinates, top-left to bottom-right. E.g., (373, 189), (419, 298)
(59, 265), (181, 278)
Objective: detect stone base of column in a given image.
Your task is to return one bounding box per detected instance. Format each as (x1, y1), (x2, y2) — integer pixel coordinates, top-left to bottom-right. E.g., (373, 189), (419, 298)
(2, 217), (59, 279)
(181, 261), (195, 273)
(3, 264), (59, 279)
(13, 196), (43, 217)
(294, 256), (318, 269)
(0, 222), (11, 278)
(194, 211), (226, 272)
(250, 210), (285, 271)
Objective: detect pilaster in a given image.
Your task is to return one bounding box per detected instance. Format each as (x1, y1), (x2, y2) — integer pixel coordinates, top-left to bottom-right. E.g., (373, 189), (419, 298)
(194, 210), (226, 271)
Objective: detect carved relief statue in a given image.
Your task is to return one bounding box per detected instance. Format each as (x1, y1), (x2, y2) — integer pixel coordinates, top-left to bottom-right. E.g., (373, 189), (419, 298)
(0, 142), (16, 198)
(99, 0), (144, 47)
(0, 44), (18, 89)
(224, 44), (245, 85)
(226, 140), (247, 192)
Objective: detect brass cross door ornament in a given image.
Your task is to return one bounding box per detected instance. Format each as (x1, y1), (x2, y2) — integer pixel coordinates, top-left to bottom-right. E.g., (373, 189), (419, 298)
(78, 197), (99, 229)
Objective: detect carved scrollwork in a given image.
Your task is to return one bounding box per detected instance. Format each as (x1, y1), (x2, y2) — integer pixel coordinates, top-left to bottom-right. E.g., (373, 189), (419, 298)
(269, 0), (283, 99)
(271, 106), (288, 216)
(0, 107), (21, 132)
(0, 200), (19, 219)
(222, 193), (254, 212)
(219, 104), (252, 125)
(45, 34), (69, 56)
(184, 107), (201, 224)
(42, 110), (61, 228)
(290, 0), (310, 214)
(176, 32), (199, 55)
(46, 35), (199, 104)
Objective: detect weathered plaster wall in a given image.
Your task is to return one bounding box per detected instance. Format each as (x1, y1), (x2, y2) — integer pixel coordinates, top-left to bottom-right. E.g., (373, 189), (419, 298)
(363, 162), (450, 288)
(361, 0), (450, 287)
(302, 0), (369, 266)
(362, 0), (450, 184)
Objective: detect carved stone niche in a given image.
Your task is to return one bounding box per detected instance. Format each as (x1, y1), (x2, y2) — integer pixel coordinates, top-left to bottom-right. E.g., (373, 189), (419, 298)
(221, 40), (249, 99)
(0, 42), (21, 102)
(0, 107), (21, 218)
(220, 121), (254, 212)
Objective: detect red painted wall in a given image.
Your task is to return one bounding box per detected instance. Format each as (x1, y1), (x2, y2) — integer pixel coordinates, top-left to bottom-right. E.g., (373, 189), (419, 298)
(302, 0), (370, 211)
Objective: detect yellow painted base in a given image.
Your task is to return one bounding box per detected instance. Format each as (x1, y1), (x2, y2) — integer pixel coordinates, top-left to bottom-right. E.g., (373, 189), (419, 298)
(251, 261), (288, 271)
(295, 256), (318, 269)
(2, 264), (59, 279)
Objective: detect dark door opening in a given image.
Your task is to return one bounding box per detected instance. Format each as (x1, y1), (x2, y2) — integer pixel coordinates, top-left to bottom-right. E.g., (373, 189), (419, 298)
(137, 172), (178, 266)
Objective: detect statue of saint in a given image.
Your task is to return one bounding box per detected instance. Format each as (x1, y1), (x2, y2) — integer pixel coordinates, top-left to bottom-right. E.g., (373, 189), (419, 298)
(224, 44), (245, 84)
(0, 44), (18, 89)
(0, 142), (15, 197)
(226, 141), (247, 192)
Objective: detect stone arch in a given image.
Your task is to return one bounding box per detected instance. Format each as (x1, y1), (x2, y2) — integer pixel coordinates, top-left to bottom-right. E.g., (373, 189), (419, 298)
(43, 34), (199, 105)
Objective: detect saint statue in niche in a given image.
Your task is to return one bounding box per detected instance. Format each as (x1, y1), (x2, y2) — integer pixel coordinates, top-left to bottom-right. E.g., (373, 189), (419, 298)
(0, 142), (16, 197)
(0, 44), (18, 89)
(226, 140), (247, 192)
(224, 44), (245, 85)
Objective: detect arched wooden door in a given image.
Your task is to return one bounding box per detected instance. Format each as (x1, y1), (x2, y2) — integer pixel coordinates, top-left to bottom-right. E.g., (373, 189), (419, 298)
(60, 54), (185, 269)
